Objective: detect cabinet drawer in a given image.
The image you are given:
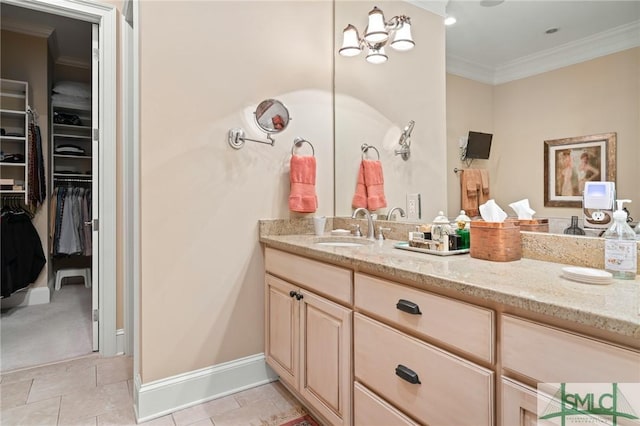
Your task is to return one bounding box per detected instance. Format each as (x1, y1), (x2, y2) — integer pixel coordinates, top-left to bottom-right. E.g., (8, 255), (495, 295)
(354, 382), (418, 426)
(355, 273), (494, 363)
(265, 247), (352, 304)
(502, 315), (640, 383)
(354, 313), (494, 426)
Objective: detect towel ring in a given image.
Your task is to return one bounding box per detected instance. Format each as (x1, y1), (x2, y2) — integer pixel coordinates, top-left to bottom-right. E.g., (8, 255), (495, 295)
(361, 143), (380, 160)
(291, 137), (315, 156)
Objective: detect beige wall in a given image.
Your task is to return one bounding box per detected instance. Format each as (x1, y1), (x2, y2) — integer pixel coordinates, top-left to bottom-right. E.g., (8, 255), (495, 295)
(447, 47), (640, 220)
(1, 30), (49, 290)
(334, 1), (448, 220)
(138, 1), (333, 382)
(445, 74), (493, 215)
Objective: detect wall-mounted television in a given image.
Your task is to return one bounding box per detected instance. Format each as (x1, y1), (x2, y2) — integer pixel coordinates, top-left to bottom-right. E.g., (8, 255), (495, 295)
(464, 131), (493, 159)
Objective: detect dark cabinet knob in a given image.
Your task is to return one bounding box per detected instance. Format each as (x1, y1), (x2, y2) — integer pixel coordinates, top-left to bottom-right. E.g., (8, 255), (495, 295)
(289, 290), (297, 298)
(396, 299), (422, 315)
(395, 364), (421, 384)
(295, 293), (304, 300)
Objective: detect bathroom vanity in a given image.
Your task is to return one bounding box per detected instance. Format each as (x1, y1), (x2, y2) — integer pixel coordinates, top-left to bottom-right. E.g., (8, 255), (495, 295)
(261, 230), (640, 426)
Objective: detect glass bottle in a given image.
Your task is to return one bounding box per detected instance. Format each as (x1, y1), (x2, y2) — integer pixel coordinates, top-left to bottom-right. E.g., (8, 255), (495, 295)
(454, 210), (471, 249)
(563, 216), (585, 235)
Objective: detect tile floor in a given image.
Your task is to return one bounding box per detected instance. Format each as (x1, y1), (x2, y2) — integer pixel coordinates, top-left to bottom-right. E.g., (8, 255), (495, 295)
(0, 354), (309, 426)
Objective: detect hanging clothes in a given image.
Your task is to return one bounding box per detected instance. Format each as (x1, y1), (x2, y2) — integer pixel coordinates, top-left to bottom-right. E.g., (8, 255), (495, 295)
(27, 109), (46, 208)
(1, 207), (46, 298)
(52, 184), (92, 256)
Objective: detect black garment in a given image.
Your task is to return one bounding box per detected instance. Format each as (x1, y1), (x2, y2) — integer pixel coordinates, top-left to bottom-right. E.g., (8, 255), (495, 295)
(1, 211), (46, 298)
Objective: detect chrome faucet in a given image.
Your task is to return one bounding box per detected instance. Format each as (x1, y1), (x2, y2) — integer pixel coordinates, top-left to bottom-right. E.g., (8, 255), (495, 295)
(387, 207), (406, 221)
(352, 207), (375, 240)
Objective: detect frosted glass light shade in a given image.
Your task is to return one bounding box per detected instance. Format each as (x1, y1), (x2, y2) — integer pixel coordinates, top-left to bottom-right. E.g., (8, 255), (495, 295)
(390, 21), (415, 51)
(366, 46), (388, 64)
(339, 24), (362, 56)
(364, 7), (388, 44)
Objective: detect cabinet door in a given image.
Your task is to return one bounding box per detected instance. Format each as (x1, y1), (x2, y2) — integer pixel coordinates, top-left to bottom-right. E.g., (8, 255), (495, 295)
(355, 313), (493, 426)
(265, 274), (299, 390)
(354, 382), (419, 426)
(299, 289), (352, 426)
(501, 378), (540, 426)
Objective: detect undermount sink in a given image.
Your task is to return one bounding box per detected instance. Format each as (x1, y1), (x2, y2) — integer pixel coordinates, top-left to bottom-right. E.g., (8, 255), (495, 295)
(313, 236), (374, 247)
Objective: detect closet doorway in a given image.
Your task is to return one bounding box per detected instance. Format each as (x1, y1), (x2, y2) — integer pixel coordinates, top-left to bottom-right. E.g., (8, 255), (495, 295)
(0, 0), (118, 371)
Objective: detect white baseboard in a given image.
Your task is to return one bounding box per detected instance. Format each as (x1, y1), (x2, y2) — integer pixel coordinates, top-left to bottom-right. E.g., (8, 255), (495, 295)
(1, 286), (50, 308)
(134, 353), (277, 422)
(116, 329), (125, 355)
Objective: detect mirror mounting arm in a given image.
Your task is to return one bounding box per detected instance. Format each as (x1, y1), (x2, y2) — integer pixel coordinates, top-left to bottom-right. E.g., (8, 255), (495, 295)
(395, 120), (415, 161)
(228, 128), (275, 150)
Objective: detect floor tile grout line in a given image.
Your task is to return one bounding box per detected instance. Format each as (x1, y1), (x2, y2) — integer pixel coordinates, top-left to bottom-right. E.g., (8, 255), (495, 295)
(55, 395), (62, 426)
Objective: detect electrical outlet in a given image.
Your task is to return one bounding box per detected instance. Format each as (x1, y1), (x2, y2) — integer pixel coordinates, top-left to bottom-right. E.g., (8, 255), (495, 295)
(406, 193), (421, 220)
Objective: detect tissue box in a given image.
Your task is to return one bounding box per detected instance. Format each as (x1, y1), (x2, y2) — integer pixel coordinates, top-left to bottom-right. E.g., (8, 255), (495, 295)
(518, 218), (549, 233)
(470, 219), (522, 262)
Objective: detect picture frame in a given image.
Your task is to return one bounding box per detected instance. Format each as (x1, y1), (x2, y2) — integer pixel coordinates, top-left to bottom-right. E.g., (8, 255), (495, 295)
(543, 132), (616, 207)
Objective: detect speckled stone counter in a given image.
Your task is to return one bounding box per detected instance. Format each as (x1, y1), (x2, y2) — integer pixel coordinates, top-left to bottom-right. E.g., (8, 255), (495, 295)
(259, 223), (640, 343)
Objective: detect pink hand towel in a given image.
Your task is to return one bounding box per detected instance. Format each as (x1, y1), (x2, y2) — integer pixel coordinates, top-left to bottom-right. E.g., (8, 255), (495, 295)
(289, 155), (318, 213)
(363, 159), (387, 211)
(352, 162), (368, 209)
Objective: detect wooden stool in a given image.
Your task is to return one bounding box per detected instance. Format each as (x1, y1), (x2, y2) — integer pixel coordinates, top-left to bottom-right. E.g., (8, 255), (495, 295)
(55, 268), (91, 291)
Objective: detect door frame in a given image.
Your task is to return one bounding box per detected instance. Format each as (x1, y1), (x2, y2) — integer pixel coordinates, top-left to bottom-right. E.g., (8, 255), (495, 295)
(2, 0), (119, 357)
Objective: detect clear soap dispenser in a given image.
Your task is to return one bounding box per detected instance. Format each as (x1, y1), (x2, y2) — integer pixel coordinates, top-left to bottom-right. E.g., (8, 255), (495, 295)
(603, 199), (637, 279)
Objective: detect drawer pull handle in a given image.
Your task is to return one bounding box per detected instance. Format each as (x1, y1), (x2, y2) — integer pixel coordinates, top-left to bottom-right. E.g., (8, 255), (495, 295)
(396, 299), (422, 315)
(289, 291), (297, 298)
(295, 293), (304, 300)
(395, 364), (421, 384)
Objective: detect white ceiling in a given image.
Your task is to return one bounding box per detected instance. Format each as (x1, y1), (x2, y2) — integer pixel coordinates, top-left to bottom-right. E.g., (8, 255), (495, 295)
(444, 0), (640, 84)
(2, 1), (639, 84)
(1, 2), (91, 68)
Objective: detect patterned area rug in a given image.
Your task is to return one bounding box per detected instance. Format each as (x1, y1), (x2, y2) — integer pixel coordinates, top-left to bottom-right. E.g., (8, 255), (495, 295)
(279, 414), (320, 426)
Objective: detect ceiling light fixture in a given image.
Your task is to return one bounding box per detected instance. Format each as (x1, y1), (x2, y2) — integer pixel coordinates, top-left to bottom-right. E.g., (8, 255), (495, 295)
(339, 6), (415, 64)
(444, 15), (457, 26)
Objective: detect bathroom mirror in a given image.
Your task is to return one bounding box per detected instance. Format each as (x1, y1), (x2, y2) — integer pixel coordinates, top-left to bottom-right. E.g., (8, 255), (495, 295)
(254, 99), (290, 134)
(333, 1), (639, 233)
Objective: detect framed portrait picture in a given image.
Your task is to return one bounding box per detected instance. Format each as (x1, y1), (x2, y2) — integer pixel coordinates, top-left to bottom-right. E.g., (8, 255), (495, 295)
(544, 132), (616, 207)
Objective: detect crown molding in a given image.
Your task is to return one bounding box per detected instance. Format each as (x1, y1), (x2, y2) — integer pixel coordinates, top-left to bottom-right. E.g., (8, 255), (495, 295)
(447, 20), (640, 86)
(1, 17), (54, 38)
(446, 54), (495, 85)
(56, 55), (91, 69)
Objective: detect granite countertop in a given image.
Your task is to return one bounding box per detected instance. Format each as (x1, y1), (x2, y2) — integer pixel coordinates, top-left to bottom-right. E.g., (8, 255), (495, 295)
(260, 232), (640, 341)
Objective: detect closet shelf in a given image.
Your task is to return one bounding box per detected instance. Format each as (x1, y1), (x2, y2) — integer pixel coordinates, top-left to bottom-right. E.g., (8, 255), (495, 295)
(0, 109), (26, 116)
(1, 136), (26, 141)
(53, 123), (91, 130)
(0, 162), (27, 167)
(53, 173), (92, 178)
(0, 189), (26, 194)
(53, 133), (91, 139)
(53, 154), (92, 159)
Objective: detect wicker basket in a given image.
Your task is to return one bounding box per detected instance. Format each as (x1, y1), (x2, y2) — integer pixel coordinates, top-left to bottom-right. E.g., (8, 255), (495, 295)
(518, 218), (549, 233)
(470, 220), (522, 262)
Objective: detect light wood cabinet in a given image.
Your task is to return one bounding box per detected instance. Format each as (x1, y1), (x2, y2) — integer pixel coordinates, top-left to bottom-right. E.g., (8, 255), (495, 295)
(263, 243), (639, 426)
(354, 313), (493, 426)
(353, 382), (419, 426)
(502, 315), (640, 383)
(500, 315), (640, 425)
(501, 378), (540, 426)
(355, 273), (494, 363)
(265, 248), (353, 426)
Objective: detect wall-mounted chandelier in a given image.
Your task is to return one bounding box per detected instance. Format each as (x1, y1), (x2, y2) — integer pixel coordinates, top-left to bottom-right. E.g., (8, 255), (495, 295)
(339, 6), (415, 64)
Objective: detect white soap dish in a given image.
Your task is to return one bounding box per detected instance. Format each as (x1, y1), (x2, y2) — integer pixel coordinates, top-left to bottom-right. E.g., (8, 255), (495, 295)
(561, 266), (613, 285)
(331, 229), (351, 236)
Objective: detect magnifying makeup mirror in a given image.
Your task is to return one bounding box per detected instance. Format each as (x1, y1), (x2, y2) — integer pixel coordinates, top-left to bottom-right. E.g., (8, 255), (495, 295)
(228, 99), (291, 149)
(254, 99), (290, 133)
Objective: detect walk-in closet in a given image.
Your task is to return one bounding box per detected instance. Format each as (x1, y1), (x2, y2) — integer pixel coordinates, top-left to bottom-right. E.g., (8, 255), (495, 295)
(1, 4), (98, 372)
